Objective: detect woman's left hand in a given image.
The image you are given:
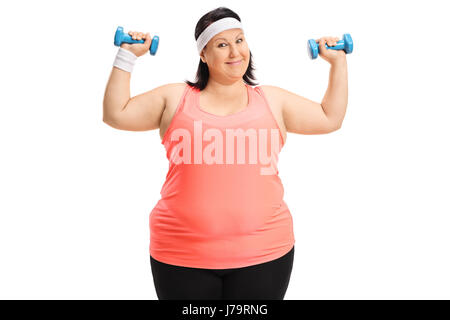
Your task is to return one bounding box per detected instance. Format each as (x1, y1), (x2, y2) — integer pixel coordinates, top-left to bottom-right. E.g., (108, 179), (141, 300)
(315, 36), (346, 64)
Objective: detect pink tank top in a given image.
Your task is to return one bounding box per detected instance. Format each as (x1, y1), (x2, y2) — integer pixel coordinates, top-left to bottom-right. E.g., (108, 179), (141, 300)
(149, 83), (295, 269)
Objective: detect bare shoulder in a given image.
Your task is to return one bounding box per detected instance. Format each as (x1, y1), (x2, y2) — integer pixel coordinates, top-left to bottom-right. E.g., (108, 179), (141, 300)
(161, 82), (187, 105)
(258, 84), (293, 105)
(159, 82), (188, 140)
(258, 84), (283, 96)
(256, 85), (287, 143)
(258, 85), (286, 115)
(162, 82), (188, 117)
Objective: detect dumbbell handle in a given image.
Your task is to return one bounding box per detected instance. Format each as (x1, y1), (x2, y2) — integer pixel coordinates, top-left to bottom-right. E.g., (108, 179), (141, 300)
(308, 33), (353, 60)
(120, 34), (146, 44)
(114, 26), (159, 56)
(321, 40), (345, 51)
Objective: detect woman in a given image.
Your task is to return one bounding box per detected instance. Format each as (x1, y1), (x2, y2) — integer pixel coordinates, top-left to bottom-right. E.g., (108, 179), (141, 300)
(103, 7), (348, 300)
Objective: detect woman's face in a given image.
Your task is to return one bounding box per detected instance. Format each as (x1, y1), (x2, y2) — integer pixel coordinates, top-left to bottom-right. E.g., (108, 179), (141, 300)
(200, 28), (249, 82)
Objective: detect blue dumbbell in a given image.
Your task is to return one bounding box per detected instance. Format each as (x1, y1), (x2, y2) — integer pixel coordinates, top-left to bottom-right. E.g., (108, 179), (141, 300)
(114, 26), (159, 56)
(307, 33), (353, 60)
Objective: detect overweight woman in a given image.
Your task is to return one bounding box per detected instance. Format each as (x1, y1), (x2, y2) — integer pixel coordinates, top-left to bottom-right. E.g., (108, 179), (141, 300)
(103, 6), (348, 300)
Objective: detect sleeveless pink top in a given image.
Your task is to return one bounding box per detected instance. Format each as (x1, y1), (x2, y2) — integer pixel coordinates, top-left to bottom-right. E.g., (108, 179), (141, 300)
(149, 83), (295, 269)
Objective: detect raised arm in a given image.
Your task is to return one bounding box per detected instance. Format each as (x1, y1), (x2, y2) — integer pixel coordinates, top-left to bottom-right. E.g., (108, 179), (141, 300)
(103, 31), (168, 132)
(267, 57), (347, 135)
(262, 85), (338, 135)
(102, 66), (169, 132)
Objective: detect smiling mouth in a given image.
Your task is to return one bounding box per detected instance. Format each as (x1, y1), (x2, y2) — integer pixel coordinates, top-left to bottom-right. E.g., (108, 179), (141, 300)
(226, 60), (242, 65)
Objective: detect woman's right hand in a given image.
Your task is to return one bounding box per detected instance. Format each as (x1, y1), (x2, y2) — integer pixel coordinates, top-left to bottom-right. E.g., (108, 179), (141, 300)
(120, 31), (152, 57)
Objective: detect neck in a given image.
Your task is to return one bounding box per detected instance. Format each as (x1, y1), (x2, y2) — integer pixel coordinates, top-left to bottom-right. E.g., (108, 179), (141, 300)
(203, 79), (246, 100)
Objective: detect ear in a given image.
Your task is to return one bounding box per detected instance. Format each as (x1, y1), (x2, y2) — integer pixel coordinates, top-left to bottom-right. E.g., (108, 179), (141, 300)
(200, 48), (207, 63)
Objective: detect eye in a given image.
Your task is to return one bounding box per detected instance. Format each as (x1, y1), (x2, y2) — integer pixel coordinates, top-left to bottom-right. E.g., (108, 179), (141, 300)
(218, 38), (244, 48)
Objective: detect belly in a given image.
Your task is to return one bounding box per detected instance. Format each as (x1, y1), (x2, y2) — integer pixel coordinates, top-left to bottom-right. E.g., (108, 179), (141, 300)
(153, 165), (284, 237)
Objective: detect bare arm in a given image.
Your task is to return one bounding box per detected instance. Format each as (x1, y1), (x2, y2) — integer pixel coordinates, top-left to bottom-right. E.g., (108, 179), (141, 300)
(266, 56), (348, 135)
(261, 85), (337, 135)
(321, 56), (348, 127)
(102, 66), (167, 132)
(103, 67), (131, 120)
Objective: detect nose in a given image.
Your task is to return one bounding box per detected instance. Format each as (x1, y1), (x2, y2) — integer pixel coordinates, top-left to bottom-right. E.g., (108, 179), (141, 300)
(228, 43), (240, 56)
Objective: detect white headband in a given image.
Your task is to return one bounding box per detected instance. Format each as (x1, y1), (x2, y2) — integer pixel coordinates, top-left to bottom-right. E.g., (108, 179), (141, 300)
(196, 17), (243, 54)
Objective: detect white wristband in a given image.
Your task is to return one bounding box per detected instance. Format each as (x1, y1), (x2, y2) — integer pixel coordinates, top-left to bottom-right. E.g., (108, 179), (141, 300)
(113, 47), (138, 73)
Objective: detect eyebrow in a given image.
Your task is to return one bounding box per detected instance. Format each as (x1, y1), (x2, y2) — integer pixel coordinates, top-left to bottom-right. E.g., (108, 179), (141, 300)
(214, 32), (244, 42)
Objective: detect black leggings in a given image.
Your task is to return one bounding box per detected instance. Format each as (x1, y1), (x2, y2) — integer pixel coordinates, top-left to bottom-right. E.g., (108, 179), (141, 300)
(150, 245), (294, 300)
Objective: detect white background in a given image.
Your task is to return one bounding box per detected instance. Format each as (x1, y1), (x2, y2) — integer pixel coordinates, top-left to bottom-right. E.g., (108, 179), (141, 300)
(1, 0), (449, 299)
